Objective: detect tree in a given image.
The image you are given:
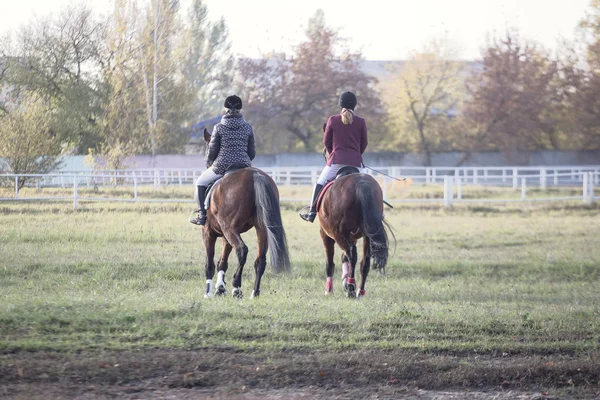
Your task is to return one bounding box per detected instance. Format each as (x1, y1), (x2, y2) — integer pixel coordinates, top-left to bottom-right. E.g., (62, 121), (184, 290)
(95, 0), (147, 170)
(6, 5), (107, 153)
(238, 10), (386, 153)
(182, 0), (233, 122)
(0, 35), (14, 115)
(0, 95), (63, 187)
(382, 40), (464, 165)
(137, 0), (193, 161)
(462, 31), (560, 156)
(566, 0), (600, 149)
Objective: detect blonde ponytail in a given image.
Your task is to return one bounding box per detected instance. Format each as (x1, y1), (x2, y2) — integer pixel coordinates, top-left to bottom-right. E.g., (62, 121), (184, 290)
(340, 108), (354, 125)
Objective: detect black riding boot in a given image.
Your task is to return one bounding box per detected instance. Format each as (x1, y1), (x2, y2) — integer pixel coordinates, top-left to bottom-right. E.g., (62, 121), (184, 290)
(300, 183), (324, 223)
(189, 185), (208, 226)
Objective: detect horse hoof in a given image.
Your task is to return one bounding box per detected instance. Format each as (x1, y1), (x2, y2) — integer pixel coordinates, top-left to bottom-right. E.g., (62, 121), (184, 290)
(204, 292), (213, 299)
(356, 289), (366, 299)
(342, 278), (348, 292)
(216, 284), (226, 296)
(232, 288), (243, 299)
(251, 290), (260, 298)
(346, 278), (356, 297)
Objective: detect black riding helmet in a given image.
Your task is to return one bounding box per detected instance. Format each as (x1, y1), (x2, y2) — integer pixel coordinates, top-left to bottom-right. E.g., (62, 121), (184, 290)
(224, 95), (243, 110)
(339, 91), (357, 110)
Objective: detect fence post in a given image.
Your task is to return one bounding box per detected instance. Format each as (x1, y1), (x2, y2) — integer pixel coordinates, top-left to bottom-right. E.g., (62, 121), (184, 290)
(473, 169), (478, 184)
(540, 168), (547, 189)
(153, 169), (158, 191)
(583, 172), (589, 204)
(502, 169), (506, 183)
(456, 177), (462, 200)
(14, 176), (19, 199)
(590, 172), (595, 204)
(73, 178), (78, 210)
(443, 176), (453, 208)
(521, 178), (527, 201)
(178, 170), (182, 186)
(512, 168), (518, 189)
(286, 170), (291, 186)
(382, 176), (388, 202)
(554, 170), (558, 186)
(134, 175), (138, 201)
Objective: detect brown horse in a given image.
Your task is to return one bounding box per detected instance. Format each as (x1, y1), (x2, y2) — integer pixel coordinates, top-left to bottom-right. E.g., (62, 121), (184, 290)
(200, 129), (290, 299)
(318, 155), (391, 298)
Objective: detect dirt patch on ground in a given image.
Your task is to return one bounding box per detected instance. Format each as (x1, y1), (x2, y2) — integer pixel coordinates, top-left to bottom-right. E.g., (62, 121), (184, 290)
(1, 349), (598, 399)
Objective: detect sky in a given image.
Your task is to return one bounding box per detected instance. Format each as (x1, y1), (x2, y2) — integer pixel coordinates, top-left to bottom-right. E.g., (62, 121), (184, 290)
(0, 0), (592, 60)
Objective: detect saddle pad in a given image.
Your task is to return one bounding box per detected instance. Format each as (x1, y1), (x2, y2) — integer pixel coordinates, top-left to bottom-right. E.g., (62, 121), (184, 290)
(204, 178), (223, 209)
(315, 169), (362, 211)
(316, 181), (336, 212)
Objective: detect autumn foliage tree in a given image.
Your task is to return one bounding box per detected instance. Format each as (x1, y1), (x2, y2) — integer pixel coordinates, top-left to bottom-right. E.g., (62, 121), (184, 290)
(567, 0), (600, 149)
(237, 10), (385, 153)
(382, 40), (465, 165)
(0, 95), (63, 187)
(462, 32), (561, 156)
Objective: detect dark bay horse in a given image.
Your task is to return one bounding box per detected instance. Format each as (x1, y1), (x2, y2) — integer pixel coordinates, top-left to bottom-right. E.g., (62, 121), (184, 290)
(200, 129), (290, 299)
(318, 157), (390, 298)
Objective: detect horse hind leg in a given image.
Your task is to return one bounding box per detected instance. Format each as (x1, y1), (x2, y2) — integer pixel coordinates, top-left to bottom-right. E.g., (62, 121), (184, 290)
(341, 254), (350, 292)
(320, 229), (335, 295)
(357, 237), (371, 299)
(223, 231), (248, 299)
(251, 226), (268, 298)
(345, 242), (358, 298)
(215, 239), (233, 296)
(203, 230), (218, 298)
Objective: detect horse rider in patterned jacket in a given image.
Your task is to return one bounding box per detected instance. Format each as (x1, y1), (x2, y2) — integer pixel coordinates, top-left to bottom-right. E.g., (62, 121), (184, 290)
(189, 95), (256, 226)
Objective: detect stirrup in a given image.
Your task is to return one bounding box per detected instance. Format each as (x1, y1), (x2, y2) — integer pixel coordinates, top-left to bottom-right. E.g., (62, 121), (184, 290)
(298, 206), (316, 223)
(189, 209), (207, 226)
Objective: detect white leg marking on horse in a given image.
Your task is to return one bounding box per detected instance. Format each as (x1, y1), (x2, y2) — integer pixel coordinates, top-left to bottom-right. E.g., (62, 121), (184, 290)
(341, 262), (350, 280)
(217, 270), (225, 287)
(325, 277), (334, 295)
(204, 279), (214, 298)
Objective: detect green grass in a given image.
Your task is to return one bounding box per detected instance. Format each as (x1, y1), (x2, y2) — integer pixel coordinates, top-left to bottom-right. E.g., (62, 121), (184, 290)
(1, 201), (599, 356)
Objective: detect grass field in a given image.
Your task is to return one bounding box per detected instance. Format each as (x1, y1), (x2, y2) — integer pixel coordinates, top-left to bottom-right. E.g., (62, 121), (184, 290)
(1, 198), (600, 398)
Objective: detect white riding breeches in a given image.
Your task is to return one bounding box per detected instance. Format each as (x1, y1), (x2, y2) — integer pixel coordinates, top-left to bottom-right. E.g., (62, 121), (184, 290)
(317, 164), (365, 185)
(195, 167), (223, 187)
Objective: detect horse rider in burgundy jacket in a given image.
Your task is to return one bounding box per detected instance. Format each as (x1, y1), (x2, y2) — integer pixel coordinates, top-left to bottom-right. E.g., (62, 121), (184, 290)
(300, 91), (368, 222)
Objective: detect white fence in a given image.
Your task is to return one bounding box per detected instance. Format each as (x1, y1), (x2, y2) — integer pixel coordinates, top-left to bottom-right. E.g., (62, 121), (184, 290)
(1, 165), (598, 209)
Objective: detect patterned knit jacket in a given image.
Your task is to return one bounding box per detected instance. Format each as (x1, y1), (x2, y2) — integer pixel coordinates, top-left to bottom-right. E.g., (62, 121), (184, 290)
(206, 113), (256, 175)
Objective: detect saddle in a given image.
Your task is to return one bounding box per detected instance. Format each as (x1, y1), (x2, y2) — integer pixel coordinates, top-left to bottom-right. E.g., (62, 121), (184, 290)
(204, 164), (249, 209)
(316, 166), (361, 211)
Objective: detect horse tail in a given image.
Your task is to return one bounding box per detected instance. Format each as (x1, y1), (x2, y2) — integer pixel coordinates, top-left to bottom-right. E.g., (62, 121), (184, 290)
(253, 173), (291, 273)
(356, 179), (390, 272)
